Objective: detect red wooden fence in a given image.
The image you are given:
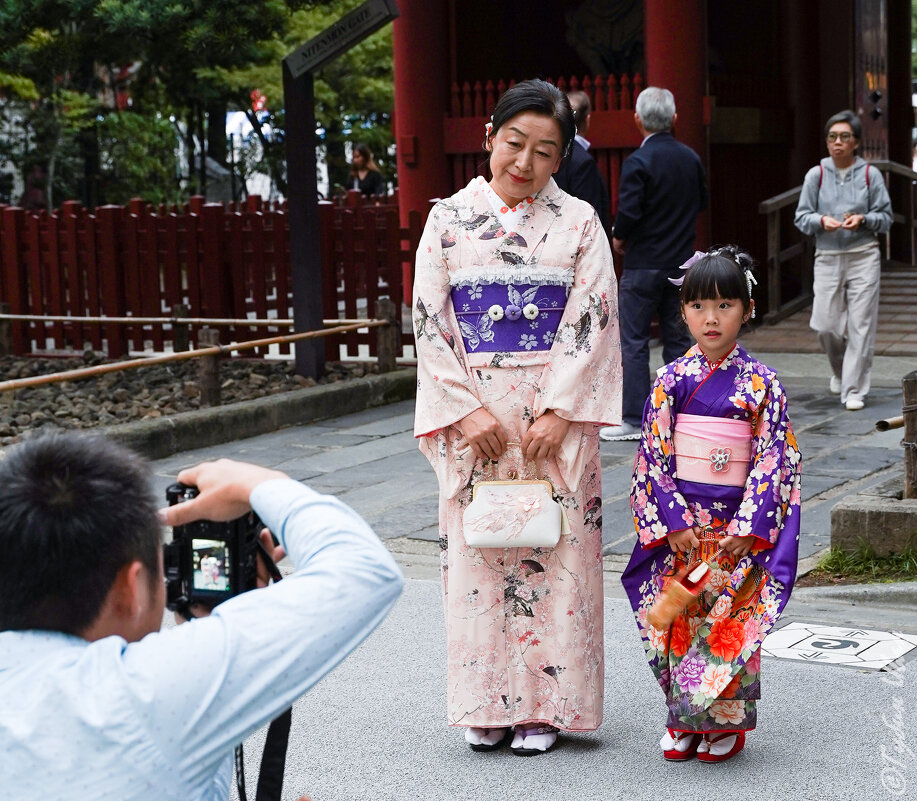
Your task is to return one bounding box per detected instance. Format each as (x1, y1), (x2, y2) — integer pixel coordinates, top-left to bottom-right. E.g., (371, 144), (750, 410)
(0, 195), (423, 360)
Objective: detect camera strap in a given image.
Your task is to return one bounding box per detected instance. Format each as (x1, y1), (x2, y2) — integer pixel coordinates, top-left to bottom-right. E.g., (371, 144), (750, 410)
(234, 707), (293, 801)
(234, 543), (293, 801)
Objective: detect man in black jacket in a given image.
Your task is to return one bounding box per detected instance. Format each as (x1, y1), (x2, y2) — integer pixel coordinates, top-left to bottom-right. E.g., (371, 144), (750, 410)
(553, 90), (611, 235)
(600, 87), (708, 441)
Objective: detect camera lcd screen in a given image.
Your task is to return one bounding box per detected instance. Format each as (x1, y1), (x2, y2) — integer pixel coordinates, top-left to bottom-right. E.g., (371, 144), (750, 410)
(192, 538), (231, 592)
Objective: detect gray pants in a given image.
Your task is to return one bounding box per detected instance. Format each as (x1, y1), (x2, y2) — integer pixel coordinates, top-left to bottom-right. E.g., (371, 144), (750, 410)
(809, 245), (881, 403)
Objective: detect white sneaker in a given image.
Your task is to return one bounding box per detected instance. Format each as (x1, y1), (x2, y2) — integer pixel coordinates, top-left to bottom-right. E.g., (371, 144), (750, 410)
(829, 375), (841, 395)
(599, 422), (641, 441)
(845, 397), (865, 411)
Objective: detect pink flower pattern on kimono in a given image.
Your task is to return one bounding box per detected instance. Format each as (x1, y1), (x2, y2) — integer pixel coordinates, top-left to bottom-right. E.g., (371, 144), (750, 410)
(413, 176), (622, 732)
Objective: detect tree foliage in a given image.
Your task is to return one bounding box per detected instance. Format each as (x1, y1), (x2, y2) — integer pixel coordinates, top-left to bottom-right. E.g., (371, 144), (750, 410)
(0, 0), (392, 207)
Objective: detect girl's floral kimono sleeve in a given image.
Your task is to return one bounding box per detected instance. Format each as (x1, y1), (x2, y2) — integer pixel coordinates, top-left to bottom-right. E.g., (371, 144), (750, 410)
(535, 214), (622, 427)
(725, 375), (802, 553)
(412, 203), (481, 438)
(632, 377), (694, 548)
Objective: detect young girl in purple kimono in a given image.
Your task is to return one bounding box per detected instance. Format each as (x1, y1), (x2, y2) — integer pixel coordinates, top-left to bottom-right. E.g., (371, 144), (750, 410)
(621, 246), (801, 763)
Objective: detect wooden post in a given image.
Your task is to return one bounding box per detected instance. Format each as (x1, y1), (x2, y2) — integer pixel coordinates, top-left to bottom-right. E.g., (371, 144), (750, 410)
(173, 303), (190, 352)
(375, 297), (399, 373)
(766, 210), (781, 317)
(904, 370), (917, 500)
(198, 327), (221, 407)
(0, 302), (10, 356)
(283, 64), (325, 379)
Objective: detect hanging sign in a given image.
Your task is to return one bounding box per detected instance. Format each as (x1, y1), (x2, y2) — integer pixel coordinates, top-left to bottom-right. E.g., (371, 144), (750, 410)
(284, 0), (400, 79)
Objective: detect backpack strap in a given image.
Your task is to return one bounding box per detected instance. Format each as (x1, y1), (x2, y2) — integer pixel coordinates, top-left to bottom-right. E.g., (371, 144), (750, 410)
(818, 163), (822, 188)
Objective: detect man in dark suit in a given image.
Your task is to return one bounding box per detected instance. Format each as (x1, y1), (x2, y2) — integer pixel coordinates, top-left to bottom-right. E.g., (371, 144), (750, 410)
(600, 86), (708, 441)
(554, 91), (611, 234)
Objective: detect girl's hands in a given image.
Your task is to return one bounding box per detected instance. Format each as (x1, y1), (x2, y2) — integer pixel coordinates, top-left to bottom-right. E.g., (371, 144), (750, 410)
(456, 408), (508, 461)
(719, 535), (754, 557)
(522, 410), (571, 461)
(821, 215), (843, 231)
(667, 526), (701, 554)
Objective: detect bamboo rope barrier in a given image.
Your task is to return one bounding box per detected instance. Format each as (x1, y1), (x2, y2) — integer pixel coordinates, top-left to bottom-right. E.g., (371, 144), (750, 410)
(0, 314), (373, 327)
(0, 320), (387, 393)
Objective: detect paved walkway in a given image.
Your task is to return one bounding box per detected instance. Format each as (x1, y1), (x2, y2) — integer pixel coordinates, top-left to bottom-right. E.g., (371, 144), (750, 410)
(746, 264), (917, 357)
(148, 350), (917, 801)
(150, 349), (917, 579)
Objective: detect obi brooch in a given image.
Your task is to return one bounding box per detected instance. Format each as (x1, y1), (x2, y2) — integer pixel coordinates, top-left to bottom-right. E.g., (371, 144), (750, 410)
(488, 303), (540, 322)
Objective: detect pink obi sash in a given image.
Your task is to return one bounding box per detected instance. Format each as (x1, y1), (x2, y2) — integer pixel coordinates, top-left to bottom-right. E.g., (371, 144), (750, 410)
(673, 413), (752, 487)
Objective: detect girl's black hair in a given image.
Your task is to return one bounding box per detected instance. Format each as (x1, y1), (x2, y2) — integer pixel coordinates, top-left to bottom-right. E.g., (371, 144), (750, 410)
(484, 79), (576, 158)
(680, 245), (755, 315)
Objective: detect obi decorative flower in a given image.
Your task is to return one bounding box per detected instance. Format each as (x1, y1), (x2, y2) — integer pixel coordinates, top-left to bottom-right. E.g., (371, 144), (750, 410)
(523, 303), (540, 320)
(505, 304), (522, 321)
(487, 304), (504, 321)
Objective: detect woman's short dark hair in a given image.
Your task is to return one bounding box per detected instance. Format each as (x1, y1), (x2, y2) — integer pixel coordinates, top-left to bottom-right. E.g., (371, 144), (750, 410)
(0, 433), (161, 635)
(824, 110), (862, 140)
(485, 79), (576, 158)
(680, 245), (756, 315)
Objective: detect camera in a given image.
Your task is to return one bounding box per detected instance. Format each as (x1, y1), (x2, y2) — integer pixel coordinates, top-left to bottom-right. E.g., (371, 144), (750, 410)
(163, 483), (264, 616)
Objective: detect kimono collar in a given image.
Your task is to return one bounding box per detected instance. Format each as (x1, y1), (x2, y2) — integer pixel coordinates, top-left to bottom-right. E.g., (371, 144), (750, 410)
(689, 343), (746, 374)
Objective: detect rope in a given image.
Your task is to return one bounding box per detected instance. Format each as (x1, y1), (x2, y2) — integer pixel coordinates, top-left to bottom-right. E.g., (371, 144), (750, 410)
(0, 320), (389, 393)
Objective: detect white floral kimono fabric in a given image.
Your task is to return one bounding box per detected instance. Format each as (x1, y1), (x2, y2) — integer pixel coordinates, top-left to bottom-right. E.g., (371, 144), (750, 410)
(413, 176), (622, 731)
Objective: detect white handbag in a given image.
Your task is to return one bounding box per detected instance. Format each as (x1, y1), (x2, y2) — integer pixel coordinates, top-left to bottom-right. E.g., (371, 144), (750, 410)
(462, 471), (570, 549)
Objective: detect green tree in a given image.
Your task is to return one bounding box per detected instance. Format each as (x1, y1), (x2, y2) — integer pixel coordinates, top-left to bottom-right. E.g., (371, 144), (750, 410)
(210, 0), (395, 198)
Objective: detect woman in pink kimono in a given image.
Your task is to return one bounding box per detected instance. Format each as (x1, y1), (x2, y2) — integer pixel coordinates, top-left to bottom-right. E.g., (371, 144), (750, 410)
(412, 79), (622, 755)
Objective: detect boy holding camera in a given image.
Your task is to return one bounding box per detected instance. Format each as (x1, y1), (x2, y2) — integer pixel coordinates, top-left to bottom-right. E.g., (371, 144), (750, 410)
(0, 433), (403, 800)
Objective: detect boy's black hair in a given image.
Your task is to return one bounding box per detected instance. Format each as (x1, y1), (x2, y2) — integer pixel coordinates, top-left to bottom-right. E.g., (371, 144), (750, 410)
(679, 245), (756, 315)
(0, 433), (161, 635)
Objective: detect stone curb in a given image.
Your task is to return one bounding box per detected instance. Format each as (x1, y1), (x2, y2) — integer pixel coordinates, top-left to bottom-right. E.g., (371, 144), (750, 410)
(102, 367), (417, 460)
(792, 581), (917, 608)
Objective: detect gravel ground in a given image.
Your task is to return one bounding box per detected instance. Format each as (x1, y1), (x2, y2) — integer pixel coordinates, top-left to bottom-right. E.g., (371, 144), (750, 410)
(0, 354), (377, 447)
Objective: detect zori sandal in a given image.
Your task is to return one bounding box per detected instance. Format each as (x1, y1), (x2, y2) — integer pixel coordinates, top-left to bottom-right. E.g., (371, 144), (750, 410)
(660, 727), (702, 761)
(510, 724), (558, 756)
(696, 730), (746, 763)
(464, 726), (511, 752)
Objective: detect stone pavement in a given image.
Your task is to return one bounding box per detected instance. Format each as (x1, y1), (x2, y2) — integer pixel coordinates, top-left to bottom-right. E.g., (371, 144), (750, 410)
(149, 348), (917, 581)
(145, 350), (917, 801)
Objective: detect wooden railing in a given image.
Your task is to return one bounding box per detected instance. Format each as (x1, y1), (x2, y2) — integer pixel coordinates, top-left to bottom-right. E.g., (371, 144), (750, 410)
(757, 160), (917, 323)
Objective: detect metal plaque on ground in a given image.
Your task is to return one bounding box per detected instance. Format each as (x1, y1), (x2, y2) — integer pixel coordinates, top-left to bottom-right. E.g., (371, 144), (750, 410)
(763, 622), (917, 670)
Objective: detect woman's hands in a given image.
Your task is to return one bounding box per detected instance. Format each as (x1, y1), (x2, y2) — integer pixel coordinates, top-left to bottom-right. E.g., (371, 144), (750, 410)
(456, 408), (508, 461)
(522, 410), (571, 461)
(842, 213), (865, 230)
(455, 409), (571, 462)
(822, 214), (865, 231)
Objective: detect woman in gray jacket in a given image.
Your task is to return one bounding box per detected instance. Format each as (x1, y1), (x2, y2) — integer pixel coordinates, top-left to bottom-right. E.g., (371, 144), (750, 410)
(794, 110), (892, 411)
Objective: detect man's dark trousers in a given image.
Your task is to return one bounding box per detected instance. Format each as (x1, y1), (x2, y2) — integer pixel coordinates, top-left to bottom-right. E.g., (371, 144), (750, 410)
(619, 269), (693, 426)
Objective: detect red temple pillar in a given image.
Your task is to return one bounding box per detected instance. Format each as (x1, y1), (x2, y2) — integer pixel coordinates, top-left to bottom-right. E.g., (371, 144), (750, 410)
(644, 0), (706, 161)
(392, 0), (451, 224)
(644, 0), (708, 245)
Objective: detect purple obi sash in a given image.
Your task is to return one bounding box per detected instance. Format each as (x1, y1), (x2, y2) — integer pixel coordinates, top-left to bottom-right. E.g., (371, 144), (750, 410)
(451, 283), (567, 353)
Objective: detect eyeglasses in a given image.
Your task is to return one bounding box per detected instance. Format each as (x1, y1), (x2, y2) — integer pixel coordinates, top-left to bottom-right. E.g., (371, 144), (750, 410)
(826, 132), (854, 143)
